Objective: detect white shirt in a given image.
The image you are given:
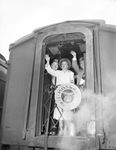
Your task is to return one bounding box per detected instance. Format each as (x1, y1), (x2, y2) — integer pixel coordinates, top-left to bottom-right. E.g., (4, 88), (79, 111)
(45, 64), (74, 120)
(45, 64), (74, 85)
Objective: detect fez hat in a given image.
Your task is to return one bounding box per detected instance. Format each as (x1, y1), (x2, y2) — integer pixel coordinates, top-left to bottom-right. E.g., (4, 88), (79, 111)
(59, 58), (71, 69)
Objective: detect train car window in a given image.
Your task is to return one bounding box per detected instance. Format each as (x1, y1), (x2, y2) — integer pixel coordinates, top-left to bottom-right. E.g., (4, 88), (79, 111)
(40, 33), (86, 136)
(0, 80), (5, 125)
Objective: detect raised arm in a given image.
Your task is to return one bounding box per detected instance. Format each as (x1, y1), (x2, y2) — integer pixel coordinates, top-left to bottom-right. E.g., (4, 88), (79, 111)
(45, 54), (50, 67)
(70, 51), (80, 74)
(45, 54), (57, 77)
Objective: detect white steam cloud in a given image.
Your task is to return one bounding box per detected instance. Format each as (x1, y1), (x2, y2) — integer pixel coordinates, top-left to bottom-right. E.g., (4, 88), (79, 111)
(57, 90), (116, 150)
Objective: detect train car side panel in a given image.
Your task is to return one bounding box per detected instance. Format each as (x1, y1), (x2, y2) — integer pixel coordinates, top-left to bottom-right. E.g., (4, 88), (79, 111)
(99, 27), (116, 149)
(1, 37), (36, 145)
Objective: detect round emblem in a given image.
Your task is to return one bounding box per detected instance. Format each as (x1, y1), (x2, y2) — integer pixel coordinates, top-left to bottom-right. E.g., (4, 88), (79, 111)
(55, 83), (81, 110)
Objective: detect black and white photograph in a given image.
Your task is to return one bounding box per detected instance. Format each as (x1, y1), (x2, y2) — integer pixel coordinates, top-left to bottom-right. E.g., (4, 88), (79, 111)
(0, 0), (116, 150)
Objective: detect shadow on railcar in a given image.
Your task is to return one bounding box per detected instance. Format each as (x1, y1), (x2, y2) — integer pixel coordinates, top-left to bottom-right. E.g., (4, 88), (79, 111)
(1, 20), (116, 150)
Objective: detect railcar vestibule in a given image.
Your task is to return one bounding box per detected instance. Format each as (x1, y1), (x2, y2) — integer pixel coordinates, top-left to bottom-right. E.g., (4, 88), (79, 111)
(35, 32), (87, 136)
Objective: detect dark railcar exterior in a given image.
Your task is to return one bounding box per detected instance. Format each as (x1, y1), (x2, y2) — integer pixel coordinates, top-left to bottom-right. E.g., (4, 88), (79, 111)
(1, 20), (116, 150)
(0, 54), (7, 142)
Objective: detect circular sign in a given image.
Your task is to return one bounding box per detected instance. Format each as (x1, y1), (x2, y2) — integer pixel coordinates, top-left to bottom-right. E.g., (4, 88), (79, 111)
(55, 83), (81, 110)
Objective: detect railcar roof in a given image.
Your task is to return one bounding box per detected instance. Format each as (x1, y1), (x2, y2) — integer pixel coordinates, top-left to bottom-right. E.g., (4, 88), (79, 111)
(9, 20), (116, 50)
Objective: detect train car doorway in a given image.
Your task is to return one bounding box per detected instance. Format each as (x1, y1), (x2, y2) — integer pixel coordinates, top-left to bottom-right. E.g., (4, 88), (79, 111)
(35, 28), (94, 138)
(42, 33), (86, 135)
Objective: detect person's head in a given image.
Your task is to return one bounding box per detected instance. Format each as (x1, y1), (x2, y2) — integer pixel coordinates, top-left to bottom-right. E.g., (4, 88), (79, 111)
(51, 59), (58, 70)
(59, 58), (71, 71)
(79, 57), (84, 70)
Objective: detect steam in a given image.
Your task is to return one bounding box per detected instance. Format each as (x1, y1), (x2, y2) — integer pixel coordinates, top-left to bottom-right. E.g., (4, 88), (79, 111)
(57, 90), (116, 150)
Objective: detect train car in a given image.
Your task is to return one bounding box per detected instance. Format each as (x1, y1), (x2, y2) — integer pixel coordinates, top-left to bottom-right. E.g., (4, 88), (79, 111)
(1, 20), (116, 150)
(0, 54), (7, 138)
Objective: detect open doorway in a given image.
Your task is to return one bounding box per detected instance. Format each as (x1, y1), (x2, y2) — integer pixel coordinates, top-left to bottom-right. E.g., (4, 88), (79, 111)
(41, 32), (86, 135)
